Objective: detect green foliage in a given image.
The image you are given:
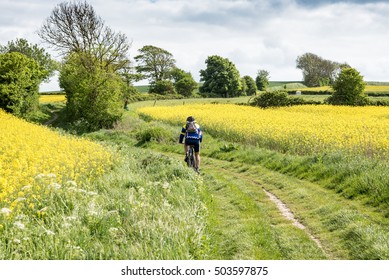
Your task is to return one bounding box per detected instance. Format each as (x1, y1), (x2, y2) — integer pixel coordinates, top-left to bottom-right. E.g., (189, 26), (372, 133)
(255, 70), (270, 91)
(59, 52), (124, 131)
(199, 55), (242, 98)
(242, 75), (257, 96)
(0, 38), (57, 82)
(251, 90), (290, 108)
(149, 80), (176, 95)
(135, 45), (176, 85)
(135, 125), (174, 145)
(326, 67), (368, 106)
(170, 68), (198, 97)
(0, 52), (44, 118)
(296, 52), (348, 87)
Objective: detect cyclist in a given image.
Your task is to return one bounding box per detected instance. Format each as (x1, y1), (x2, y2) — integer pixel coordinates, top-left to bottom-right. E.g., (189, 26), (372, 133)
(179, 116), (203, 172)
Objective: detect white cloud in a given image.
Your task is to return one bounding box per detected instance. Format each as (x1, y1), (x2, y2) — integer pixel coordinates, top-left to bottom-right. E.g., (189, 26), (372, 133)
(2, 0), (389, 91)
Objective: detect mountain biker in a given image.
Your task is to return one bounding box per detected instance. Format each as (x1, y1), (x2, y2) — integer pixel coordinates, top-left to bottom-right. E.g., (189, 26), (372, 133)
(179, 116), (202, 172)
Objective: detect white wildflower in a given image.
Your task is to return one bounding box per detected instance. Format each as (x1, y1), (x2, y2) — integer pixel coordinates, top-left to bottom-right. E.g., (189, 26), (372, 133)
(87, 191), (98, 196)
(16, 197), (26, 202)
(48, 182), (61, 189)
(47, 173), (56, 178)
(162, 182), (170, 189)
(45, 230), (55, 236)
(13, 239), (21, 244)
(1, 208), (12, 215)
(14, 221), (25, 230)
(109, 227), (119, 235)
(34, 173), (45, 180)
(22, 185), (31, 190)
(66, 180), (77, 187)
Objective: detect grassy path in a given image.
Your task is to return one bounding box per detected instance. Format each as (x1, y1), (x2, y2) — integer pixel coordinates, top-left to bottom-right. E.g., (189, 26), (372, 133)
(162, 152), (328, 259)
(158, 150), (388, 259)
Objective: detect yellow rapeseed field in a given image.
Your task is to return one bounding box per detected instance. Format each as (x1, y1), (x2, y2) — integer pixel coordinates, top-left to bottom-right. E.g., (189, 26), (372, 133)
(0, 109), (113, 210)
(138, 104), (389, 158)
(39, 95), (66, 103)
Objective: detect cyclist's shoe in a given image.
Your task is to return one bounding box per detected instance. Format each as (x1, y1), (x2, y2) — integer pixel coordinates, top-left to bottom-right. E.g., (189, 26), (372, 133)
(184, 155), (188, 162)
(195, 167), (200, 174)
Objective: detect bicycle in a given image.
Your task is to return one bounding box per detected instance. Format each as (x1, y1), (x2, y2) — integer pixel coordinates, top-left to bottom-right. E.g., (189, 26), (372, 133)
(186, 145), (199, 173)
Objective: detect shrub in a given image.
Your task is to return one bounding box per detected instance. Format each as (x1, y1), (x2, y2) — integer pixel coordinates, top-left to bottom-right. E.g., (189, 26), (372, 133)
(149, 80), (176, 95)
(326, 67), (368, 106)
(250, 90), (290, 108)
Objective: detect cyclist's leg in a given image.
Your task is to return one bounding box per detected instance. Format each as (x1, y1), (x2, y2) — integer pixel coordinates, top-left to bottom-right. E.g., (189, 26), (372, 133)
(193, 143), (200, 170)
(184, 143), (189, 161)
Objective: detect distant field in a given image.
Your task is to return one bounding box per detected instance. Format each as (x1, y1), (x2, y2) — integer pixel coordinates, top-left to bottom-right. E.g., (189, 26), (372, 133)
(294, 85), (389, 93)
(39, 94), (66, 103)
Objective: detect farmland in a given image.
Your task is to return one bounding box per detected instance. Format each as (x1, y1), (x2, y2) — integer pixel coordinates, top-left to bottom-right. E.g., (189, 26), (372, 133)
(1, 96), (389, 260)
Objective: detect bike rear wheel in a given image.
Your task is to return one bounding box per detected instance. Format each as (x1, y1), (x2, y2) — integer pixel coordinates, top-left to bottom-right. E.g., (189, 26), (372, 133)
(187, 146), (198, 172)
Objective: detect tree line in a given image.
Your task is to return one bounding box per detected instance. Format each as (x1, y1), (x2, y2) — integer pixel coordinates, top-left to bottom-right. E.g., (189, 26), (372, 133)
(0, 0), (368, 131)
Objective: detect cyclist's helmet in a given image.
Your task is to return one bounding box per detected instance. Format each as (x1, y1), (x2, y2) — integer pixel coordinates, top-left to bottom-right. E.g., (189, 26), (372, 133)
(186, 116), (196, 123)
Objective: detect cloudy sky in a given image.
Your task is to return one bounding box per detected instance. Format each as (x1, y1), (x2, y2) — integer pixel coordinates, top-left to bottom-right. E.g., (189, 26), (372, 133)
(1, 0), (388, 91)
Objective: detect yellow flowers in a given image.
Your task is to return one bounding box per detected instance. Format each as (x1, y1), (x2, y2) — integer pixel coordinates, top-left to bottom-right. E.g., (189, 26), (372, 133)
(0, 109), (113, 205)
(39, 95), (66, 103)
(138, 104), (389, 158)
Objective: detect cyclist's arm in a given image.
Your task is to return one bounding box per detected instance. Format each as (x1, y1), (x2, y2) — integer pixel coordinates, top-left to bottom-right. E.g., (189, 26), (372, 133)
(179, 126), (186, 143)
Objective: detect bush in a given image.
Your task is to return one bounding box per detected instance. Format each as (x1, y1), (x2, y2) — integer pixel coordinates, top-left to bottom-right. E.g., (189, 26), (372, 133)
(250, 90), (290, 108)
(149, 80), (176, 95)
(326, 68), (367, 106)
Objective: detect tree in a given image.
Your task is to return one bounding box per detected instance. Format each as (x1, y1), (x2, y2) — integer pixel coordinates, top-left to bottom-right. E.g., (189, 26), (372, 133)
(243, 75), (257, 96)
(170, 67), (198, 97)
(59, 51), (124, 131)
(134, 45), (176, 87)
(296, 53), (348, 87)
(38, 1), (130, 72)
(0, 38), (57, 82)
(326, 67), (368, 106)
(199, 55), (242, 98)
(39, 1), (132, 130)
(255, 70), (270, 91)
(149, 80), (176, 95)
(0, 52), (45, 117)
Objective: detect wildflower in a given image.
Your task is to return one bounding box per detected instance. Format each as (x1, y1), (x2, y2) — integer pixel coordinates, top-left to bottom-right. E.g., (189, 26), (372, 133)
(13, 239), (21, 244)
(162, 182), (170, 189)
(22, 185), (31, 190)
(13, 221), (25, 230)
(45, 230), (55, 236)
(66, 180), (77, 187)
(87, 191), (98, 196)
(34, 174), (45, 180)
(48, 182), (61, 189)
(47, 173), (56, 178)
(1, 208), (12, 215)
(109, 227), (119, 235)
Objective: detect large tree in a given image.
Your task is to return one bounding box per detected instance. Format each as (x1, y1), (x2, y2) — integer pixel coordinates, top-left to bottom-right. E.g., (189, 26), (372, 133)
(134, 45), (176, 87)
(199, 55), (242, 98)
(0, 52), (45, 117)
(296, 52), (348, 87)
(38, 1), (131, 129)
(0, 38), (57, 82)
(38, 1), (130, 72)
